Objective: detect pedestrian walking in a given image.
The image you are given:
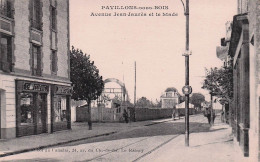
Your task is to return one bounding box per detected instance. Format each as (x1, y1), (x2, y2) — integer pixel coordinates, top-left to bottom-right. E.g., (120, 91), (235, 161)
(123, 109), (129, 123)
(204, 108), (211, 124)
(212, 110), (216, 124)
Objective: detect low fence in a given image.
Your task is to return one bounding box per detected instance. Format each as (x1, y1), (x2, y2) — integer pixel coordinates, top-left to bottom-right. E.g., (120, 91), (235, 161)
(76, 106), (199, 123)
(75, 105), (125, 122)
(128, 107), (173, 121)
(177, 108), (196, 116)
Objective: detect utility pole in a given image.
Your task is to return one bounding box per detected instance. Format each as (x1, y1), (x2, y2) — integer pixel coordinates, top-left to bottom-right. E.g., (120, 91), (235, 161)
(210, 69), (214, 126)
(210, 92), (214, 126)
(134, 61), (136, 105)
(134, 61), (136, 121)
(183, 0), (190, 147)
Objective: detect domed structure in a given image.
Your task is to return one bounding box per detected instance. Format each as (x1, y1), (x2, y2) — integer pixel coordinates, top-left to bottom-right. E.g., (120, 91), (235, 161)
(160, 87), (180, 108)
(165, 87), (178, 93)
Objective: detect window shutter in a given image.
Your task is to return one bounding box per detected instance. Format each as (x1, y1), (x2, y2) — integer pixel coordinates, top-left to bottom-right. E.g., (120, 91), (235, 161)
(29, 0), (33, 25)
(0, 36), (10, 72)
(54, 51), (57, 73)
(6, 0), (12, 18)
(2, 61), (10, 72)
(36, 49), (42, 76)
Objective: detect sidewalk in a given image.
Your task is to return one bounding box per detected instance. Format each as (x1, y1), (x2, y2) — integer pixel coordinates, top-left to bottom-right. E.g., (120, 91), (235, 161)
(139, 115), (250, 162)
(0, 118), (171, 157)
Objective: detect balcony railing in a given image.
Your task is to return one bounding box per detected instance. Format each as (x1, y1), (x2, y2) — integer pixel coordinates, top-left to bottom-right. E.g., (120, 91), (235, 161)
(31, 19), (42, 31)
(0, 4), (13, 19)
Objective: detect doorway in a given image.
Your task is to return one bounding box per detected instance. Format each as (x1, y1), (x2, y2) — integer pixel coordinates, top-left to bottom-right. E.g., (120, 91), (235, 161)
(17, 92), (47, 137)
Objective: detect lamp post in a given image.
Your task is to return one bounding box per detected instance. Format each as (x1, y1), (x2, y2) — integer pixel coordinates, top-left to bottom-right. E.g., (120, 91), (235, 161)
(182, 0), (191, 147)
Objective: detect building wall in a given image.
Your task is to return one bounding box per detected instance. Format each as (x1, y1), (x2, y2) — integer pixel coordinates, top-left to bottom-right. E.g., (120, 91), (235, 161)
(0, 75), (16, 138)
(41, 0), (51, 75)
(248, 0), (260, 161)
(56, 0), (69, 78)
(0, 0), (71, 139)
(12, 0), (69, 80)
(161, 98), (178, 108)
(13, 0), (31, 72)
(230, 0), (260, 160)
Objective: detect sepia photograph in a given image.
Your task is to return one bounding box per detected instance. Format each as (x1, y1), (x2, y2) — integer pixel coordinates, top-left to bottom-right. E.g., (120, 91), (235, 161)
(0, 0), (258, 161)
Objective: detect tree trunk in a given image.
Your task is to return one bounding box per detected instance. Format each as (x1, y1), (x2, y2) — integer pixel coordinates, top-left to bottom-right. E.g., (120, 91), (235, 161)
(87, 99), (92, 130)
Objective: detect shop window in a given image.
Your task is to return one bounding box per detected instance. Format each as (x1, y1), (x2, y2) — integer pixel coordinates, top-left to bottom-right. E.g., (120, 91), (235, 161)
(51, 6), (56, 31)
(20, 93), (34, 125)
(0, 0), (13, 18)
(54, 96), (67, 122)
(31, 0), (42, 30)
(32, 45), (41, 76)
(0, 34), (12, 72)
(51, 50), (57, 74)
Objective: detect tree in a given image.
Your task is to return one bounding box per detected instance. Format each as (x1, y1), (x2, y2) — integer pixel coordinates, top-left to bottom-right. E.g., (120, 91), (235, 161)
(190, 93), (205, 109)
(136, 97), (151, 108)
(70, 46), (104, 130)
(201, 66), (233, 101)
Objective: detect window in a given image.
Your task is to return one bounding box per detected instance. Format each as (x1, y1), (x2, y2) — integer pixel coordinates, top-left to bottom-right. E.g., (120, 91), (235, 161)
(0, 34), (12, 72)
(54, 96), (67, 122)
(32, 45), (41, 76)
(51, 50), (57, 73)
(51, 6), (56, 31)
(31, 0), (41, 30)
(166, 92), (172, 98)
(0, 0), (13, 18)
(20, 93), (35, 126)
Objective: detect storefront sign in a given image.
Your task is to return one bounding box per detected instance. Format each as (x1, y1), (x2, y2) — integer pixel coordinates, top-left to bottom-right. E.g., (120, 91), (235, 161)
(23, 83), (49, 92)
(54, 85), (72, 95)
(17, 81), (49, 93)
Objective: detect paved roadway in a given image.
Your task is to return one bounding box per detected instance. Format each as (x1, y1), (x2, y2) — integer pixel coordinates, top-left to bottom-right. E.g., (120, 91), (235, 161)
(1, 114), (211, 162)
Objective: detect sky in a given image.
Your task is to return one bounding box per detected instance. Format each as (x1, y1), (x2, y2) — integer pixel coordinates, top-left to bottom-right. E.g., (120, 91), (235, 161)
(70, 0), (237, 102)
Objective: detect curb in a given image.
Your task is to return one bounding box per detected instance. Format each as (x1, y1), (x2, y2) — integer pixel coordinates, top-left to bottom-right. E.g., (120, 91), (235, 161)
(0, 131), (117, 158)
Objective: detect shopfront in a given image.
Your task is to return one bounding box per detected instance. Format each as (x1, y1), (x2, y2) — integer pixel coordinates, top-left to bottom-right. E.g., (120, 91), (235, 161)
(15, 80), (72, 137)
(16, 80), (49, 137)
(51, 85), (71, 132)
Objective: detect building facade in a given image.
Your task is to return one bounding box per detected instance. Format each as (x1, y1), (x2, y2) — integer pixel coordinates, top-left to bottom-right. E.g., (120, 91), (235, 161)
(218, 0), (260, 161)
(160, 87), (180, 108)
(0, 0), (71, 139)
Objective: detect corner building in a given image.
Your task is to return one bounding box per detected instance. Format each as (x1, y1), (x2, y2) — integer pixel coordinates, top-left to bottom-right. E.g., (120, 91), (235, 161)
(0, 0), (71, 139)
(225, 0), (260, 161)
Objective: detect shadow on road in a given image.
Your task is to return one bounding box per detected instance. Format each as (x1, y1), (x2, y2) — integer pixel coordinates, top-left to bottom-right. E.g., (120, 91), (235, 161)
(64, 121), (212, 147)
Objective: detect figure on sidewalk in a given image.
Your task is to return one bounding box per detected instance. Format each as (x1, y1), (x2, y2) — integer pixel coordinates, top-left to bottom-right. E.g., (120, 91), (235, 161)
(212, 110), (216, 124)
(204, 108), (211, 124)
(172, 106), (176, 120)
(204, 108), (216, 125)
(123, 109), (129, 123)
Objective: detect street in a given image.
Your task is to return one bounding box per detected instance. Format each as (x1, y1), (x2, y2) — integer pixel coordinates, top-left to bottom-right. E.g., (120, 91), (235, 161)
(0, 115), (219, 162)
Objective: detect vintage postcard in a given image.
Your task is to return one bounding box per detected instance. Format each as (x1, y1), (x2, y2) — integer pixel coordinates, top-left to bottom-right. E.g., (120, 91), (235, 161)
(0, 0), (258, 161)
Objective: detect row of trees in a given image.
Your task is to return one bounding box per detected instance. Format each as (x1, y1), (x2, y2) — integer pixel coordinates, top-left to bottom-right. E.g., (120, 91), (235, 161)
(135, 93), (205, 109)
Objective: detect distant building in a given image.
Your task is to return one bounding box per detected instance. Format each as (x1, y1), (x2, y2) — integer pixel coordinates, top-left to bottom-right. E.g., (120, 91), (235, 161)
(0, 0), (71, 139)
(216, 21), (232, 67)
(160, 87), (180, 108)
